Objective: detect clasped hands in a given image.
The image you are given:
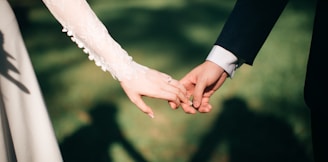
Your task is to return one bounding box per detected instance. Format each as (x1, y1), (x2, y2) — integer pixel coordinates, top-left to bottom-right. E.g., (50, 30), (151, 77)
(171, 60), (228, 114)
(120, 60), (228, 118)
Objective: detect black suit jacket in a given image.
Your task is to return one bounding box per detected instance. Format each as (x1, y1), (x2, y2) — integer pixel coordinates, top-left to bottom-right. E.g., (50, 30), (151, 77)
(215, 0), (289, 65)
(214, 0), (327, 108)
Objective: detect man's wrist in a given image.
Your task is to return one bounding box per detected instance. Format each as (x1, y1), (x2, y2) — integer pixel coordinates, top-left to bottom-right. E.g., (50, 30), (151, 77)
(206, 45), (240, 77)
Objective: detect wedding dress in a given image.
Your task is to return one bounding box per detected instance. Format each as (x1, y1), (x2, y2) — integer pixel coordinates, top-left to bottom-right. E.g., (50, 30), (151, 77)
(0, 0), (149, 161)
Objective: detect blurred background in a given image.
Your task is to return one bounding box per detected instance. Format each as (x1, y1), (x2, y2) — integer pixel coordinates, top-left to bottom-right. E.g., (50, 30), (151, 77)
(10, 0), (315, 161)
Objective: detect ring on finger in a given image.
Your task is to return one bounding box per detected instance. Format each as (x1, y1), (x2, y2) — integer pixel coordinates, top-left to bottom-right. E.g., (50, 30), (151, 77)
(167, 76), (172, 84)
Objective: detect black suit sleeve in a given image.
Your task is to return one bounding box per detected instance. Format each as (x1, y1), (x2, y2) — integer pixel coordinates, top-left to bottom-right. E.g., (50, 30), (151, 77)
(215, 0), (289, 65)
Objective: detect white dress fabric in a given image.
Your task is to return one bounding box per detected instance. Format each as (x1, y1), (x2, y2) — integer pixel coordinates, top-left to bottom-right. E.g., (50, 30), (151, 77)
(0, 1), (63, 162)
(1, 0), (147, 161)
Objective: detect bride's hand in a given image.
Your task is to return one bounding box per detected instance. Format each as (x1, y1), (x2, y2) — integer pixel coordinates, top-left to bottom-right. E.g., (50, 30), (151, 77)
(120, 68), (193, 118)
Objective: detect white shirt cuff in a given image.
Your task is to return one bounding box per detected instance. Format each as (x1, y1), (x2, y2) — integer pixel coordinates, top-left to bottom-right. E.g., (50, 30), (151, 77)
(206, 45), (238, 77)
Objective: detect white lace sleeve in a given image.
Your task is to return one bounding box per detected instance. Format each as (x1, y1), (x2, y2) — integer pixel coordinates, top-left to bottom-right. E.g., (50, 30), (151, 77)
(41, 0), (148, 81)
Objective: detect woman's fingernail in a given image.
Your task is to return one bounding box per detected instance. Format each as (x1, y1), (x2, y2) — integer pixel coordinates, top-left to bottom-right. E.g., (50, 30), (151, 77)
(148, 113), (154, 118)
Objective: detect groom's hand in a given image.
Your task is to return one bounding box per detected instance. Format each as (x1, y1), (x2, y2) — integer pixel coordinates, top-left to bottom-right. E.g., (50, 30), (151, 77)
(179, 61), (228, 113)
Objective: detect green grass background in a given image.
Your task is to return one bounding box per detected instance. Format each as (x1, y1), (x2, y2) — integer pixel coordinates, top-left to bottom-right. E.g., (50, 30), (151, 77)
(14, 0), (315, 161)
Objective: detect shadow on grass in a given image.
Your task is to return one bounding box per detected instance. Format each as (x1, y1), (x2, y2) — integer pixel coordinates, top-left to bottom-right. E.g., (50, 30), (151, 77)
(59, 101), (148, 162)
(189, 97), (312, 162)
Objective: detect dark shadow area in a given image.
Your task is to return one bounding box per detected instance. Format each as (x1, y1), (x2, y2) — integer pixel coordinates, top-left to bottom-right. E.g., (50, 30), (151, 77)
(0, 30), (30, 94)
(189, 97), (312, 162)
(59, 101), (148, 162)
(11, 5), (32, 28)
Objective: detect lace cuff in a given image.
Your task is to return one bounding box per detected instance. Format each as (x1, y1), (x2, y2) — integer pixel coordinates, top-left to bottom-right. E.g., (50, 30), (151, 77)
(62, 27), (148, 81)
(42, 0), (148, 81)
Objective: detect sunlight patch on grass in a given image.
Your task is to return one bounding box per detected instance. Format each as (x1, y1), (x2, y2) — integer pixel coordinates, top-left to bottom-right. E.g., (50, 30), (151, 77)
(183, 24), (223, 47)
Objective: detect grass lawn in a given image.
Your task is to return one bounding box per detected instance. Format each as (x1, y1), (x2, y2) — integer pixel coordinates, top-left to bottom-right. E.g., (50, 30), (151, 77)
(17, 0), (315, 161)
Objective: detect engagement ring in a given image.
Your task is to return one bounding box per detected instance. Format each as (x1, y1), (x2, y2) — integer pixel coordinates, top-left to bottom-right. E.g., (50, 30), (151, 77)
(167, 76), (172, 84)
